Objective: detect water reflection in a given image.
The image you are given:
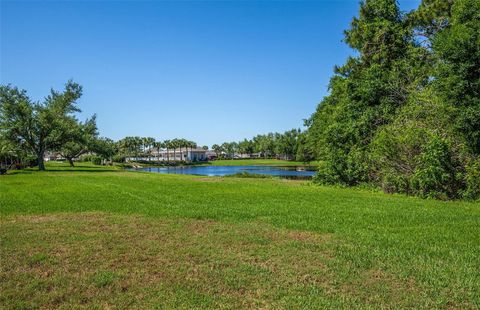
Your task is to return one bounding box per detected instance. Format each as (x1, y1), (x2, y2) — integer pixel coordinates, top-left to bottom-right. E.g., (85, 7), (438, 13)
(130, 165), (316, 179)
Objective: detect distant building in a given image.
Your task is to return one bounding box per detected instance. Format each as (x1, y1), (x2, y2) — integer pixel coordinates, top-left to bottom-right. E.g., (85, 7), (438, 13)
(205, 151), (217, 160)
(148, 148), (207, 162)
(44, 152), (63, 162)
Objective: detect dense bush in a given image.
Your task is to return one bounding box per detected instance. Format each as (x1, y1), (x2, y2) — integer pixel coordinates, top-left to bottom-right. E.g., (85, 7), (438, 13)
(370, 94), (470, 199)
(463, 158), (480, 200)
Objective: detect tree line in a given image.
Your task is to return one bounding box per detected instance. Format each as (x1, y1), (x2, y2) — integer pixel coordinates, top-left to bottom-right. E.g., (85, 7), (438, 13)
(1, 0), (478, 200)
(0, 82), (209, 168)
(302, 0), (479, 199)
(212, 129), (312, 161)
(116, 137), (208, 162)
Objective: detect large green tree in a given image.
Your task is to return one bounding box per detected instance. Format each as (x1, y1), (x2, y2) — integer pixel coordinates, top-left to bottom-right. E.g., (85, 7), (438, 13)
(0, 81), (86, 170)
(432, 0), (480, 154)
(304, 0), (479, 199)
(59, 116), (98, 167)
(307, 0), (416, 185)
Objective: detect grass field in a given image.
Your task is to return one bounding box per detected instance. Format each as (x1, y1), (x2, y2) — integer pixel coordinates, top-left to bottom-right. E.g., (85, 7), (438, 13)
(1, 163), (479, 308)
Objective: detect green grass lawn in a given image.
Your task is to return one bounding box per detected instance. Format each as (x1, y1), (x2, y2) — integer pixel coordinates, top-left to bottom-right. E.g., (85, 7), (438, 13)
(1, 163), (479, 308)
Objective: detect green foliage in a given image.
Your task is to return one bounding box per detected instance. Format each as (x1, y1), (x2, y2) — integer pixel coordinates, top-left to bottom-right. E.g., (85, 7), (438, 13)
(59, 116), (98, 166)
(92, 137), (117, 161)
(0, 81), (91, 170)
(306, 0), (479, 199)
(463, 158), (480, 200)
(112, 154), (125, 163)
(90, 155), (102, 166)
(411, 136), (458, 199)
(432, 0), (480, 154)
(370, 91), (470, 199)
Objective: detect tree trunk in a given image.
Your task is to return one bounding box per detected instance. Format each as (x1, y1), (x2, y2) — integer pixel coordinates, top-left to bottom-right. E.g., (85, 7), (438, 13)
(37, 151), (45, 171)
(67, 157), (75, 167)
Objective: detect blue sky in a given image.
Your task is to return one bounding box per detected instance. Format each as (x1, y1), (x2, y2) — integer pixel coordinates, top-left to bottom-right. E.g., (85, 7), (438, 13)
(1, 0), (420, 147)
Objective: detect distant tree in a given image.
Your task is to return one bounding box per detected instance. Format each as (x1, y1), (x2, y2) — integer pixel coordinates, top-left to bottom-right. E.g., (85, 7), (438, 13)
(143, 137), (155, 160)
(221, 142), (237, 159)
(211, 144), (223, 158)
(59, 116), (98, 167)
(164, 139), (171, 163)
(202, 145), (208, 150)
(92, 137), (117, 164)
(276, 129), (300, 160)
(0, 81), (86, 170)
(189, 140), (198, 160)
(238, 139), (254, 157)
(171, 139), (180, 161)
(152, 141), (164, 161)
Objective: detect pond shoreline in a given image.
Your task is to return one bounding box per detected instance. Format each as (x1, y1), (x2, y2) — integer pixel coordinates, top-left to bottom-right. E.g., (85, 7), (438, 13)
(127, 165), (316, 179)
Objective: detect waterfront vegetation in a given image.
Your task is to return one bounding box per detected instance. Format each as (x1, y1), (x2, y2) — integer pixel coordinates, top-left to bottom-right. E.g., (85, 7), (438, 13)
(302, 0), (480, 200)
(1, 163), (479, 308)
(1, 0), (480, 308)
(207, 159), (314, 167)
(2, 0), (479, 200)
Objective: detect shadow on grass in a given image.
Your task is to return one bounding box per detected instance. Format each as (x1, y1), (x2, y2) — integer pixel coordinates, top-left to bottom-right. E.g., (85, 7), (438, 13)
(39, 169), (119, 173)
(2, 167), (120, 175)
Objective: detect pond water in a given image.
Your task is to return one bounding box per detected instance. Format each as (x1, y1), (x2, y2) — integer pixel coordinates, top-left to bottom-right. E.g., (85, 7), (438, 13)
(130, 165), (316, 179)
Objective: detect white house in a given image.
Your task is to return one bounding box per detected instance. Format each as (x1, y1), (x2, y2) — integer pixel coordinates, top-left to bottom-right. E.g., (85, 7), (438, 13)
(149, 148), (207, 162)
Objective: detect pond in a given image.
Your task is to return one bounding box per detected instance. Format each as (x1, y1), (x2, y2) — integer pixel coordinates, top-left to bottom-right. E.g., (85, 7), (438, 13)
(130, 165), (316, 179)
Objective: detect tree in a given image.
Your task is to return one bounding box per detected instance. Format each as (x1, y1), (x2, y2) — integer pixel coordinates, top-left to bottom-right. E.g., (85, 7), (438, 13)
(306, 0), (416, 185)
(142, 137), (155, 160)
(171, 139), (179, 161)
(92, 137), (117, 164)
(0, 81), (85, 170)
(152, 141), (164, 161)
(238, 139), (254, 157)
(432, 0), (480, 154)
(164, 140), (171, 163)
(275, 129), (300, 160)
(0, 133), (25, 168)
(302, 0), (479, 199)
(211, 144), (223, 158)
(59, 116), (98, 167)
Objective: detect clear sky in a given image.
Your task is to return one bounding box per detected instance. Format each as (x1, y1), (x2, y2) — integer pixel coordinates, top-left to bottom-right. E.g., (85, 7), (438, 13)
(1, 0), (420, 147)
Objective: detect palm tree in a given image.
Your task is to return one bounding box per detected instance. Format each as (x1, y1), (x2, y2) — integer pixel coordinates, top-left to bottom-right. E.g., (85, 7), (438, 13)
(153, 141), (164, 162)
(212, 144), (222, 158)
(179, 139), (187, 162)
(132, 136), (142, 161)
(171, 139), (179, 162)
(189, 140), (195, 160)
(163, 140), (171, 163)
(143, 137), (155, 161)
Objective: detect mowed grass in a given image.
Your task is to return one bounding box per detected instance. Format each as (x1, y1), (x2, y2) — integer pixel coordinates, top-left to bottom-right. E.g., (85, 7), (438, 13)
(1, 163), (479, 309)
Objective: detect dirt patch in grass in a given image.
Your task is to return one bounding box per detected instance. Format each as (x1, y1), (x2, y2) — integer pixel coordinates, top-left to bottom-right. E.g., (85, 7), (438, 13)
(0, 213), (435, 309)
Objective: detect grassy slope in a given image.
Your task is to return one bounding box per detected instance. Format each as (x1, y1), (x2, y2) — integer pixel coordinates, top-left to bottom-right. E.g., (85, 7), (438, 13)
(1, 163), (479, 308)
